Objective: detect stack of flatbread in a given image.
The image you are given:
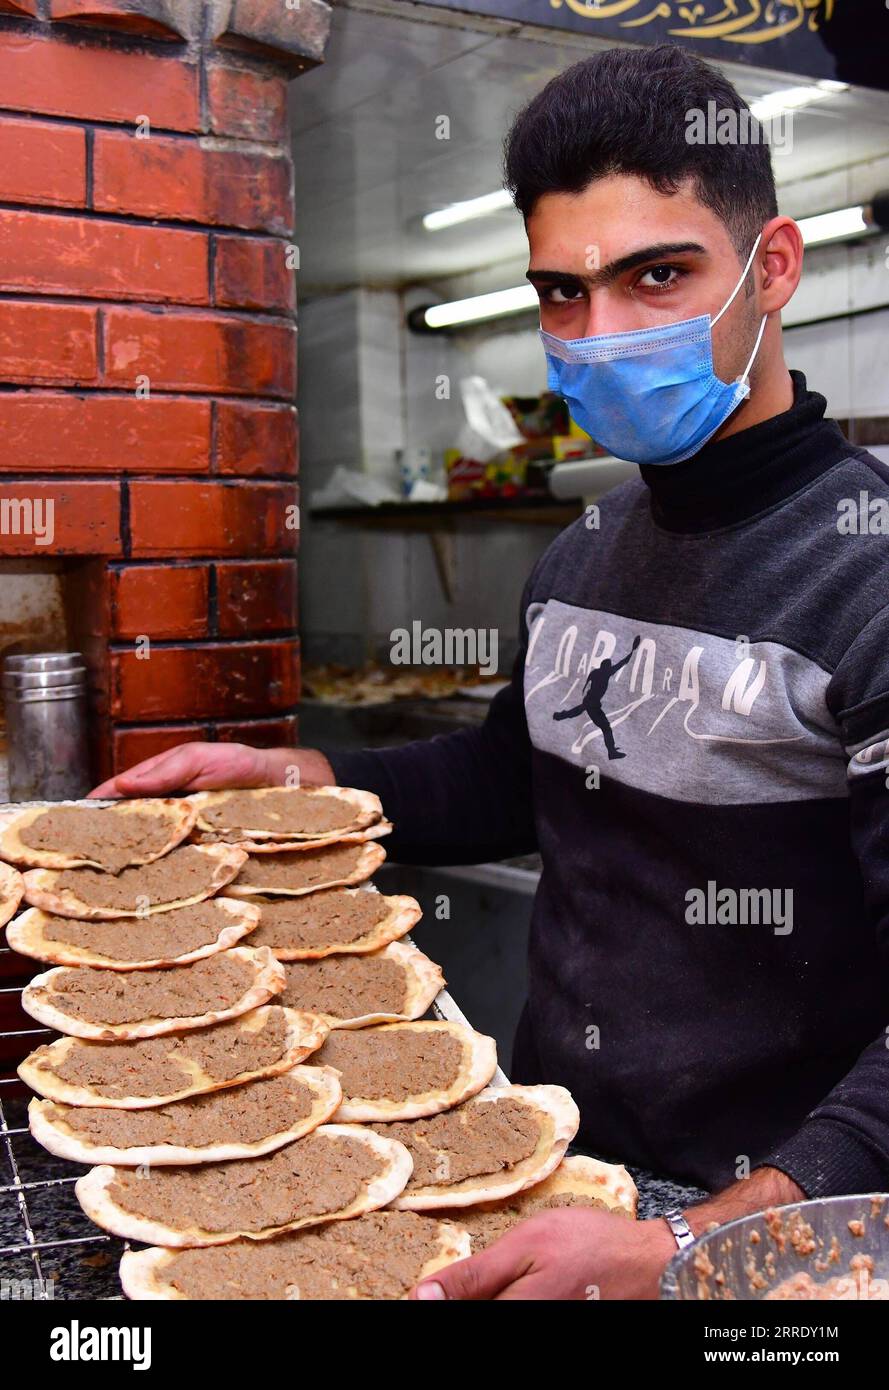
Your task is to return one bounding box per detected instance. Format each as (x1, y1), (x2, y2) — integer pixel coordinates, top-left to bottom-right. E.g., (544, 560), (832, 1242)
(4, 787), (636, 1300)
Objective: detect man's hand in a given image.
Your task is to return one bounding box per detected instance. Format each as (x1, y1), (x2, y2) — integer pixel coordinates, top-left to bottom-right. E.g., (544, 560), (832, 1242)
(89, 742), (336, 799)
(410, 1208), (677, 1301)
(409, 1166), (807, 1301)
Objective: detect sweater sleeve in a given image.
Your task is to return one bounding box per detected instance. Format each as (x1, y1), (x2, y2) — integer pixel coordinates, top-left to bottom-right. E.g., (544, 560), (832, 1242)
(763, 603), (889, 1197)
(321, 578), (539, 867)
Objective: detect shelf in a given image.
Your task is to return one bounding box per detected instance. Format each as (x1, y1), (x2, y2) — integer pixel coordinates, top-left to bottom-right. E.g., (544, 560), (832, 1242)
(309, 496), (581, 527)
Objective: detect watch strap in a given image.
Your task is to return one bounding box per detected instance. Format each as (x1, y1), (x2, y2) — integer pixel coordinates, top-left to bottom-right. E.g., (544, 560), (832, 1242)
(663, 1208), (696, 1250)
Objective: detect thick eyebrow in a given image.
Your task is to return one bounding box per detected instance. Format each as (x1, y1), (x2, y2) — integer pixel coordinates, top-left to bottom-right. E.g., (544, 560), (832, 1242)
(527, 241), (708, 291)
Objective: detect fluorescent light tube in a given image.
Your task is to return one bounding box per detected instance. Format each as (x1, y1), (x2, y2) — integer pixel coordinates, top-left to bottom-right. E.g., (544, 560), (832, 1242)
(798, 205), (868, 246)
(423, 284), (538, 328)
(423, 189), (514, 231)
(749, 79), (848, 121)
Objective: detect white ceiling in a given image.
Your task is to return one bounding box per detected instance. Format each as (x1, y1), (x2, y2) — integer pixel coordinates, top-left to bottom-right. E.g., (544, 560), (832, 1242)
(289, 0), (889, 296)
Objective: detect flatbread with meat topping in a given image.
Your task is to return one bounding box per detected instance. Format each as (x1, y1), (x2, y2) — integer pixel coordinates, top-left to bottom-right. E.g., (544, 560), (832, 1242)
(227, 840), (386, 898)
(6, 898), (260, 970)
(0, 799), (197, 873)
(21, 945), (285, 1040)
(247, 887), (421, 960)
(190, 786), (382, 842)
(29, 1063), (342, 1166)
(193, 821), (393, 853)
(76, 1124), (413, 1246)
(119, 1210), (471, 1300)
(18, 1005), (329, 1108)
(0, 860), (24, 928)
(317, 1020), (497, 1122)
(22, 843), (246, 919)
(370, 1084), (580, 1210)
(430, 1154), (638, 1248)
(280, 939), (443, 1027)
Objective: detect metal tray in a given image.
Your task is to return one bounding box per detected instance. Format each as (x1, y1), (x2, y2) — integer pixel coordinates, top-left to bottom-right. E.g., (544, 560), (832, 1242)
(661, 1193), (889, 1300)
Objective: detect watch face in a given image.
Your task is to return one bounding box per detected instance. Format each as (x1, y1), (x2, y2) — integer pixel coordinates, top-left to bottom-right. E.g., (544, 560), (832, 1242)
(665, 1212), (695, 1246)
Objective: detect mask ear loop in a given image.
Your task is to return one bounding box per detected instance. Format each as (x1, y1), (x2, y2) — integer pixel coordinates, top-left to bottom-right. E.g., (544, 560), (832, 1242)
(711, 232), (763, 327)
(738, 312), (768, 387)
(711, 232), (766, 389)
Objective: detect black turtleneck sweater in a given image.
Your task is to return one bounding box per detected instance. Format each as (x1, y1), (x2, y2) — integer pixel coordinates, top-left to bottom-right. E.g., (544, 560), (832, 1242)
(328, 372), (889, 1197)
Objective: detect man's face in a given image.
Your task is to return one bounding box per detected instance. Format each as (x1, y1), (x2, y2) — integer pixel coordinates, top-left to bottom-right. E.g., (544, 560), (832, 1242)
(527, 173), (762, 388)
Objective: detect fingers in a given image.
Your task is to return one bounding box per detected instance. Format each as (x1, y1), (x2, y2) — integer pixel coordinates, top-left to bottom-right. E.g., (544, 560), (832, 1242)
(89, 741), (281, 799)
(87, 745), (216, 800)
(411, 1234), (537, 1301)
(493, 1273), (564, 1301)
(88, 776), (126, 799)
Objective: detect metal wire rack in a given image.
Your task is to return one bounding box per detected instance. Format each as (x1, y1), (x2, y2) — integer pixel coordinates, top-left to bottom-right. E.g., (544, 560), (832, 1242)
(0, 990), (121, 1298)
(0, 940), (508, 1302)
(0, 797), (125, 1298)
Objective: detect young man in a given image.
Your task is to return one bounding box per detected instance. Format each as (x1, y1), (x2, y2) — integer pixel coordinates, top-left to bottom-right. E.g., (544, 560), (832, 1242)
(94, 46), (889, 1299)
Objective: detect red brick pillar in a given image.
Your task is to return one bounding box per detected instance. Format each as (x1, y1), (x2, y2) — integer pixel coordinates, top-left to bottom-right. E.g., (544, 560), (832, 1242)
(0, 0), (330, 781)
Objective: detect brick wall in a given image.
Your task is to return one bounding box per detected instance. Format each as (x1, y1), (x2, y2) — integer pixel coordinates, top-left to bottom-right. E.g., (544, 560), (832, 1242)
(0, 0), (330, 781)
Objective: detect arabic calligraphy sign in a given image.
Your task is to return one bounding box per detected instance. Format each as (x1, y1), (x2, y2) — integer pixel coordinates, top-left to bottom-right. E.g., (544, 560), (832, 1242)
(414, 1), (887, 91)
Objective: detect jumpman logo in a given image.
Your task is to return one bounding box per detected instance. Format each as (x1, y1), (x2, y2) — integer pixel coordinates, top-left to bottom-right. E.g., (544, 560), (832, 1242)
(552, 635), (641, 759)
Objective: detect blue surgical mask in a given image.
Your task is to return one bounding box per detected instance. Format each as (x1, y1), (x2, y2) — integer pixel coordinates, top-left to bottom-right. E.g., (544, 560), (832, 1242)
(539, 234), (767, 466)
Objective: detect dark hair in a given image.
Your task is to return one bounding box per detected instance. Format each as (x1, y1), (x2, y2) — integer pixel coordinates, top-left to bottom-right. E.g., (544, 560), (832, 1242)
(504, 45), (777, 259)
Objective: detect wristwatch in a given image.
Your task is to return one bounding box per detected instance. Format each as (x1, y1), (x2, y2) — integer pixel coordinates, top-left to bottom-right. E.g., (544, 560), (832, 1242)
(663, 1208), (696, 1250)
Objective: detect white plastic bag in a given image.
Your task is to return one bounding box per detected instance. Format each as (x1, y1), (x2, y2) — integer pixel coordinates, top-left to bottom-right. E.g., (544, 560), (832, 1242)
(456, 376), (523, 463)
(308, 466), (399, 509)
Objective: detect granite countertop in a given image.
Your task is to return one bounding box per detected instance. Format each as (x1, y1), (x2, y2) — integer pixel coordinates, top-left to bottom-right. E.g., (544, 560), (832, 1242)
(1, 1093), (707, 1301)
(1, 1095), (125, 1300)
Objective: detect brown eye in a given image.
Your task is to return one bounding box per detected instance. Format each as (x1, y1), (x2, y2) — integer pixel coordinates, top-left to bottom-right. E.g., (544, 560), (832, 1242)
(637, 265), (681, 289)
(546, 283), (584, 304)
